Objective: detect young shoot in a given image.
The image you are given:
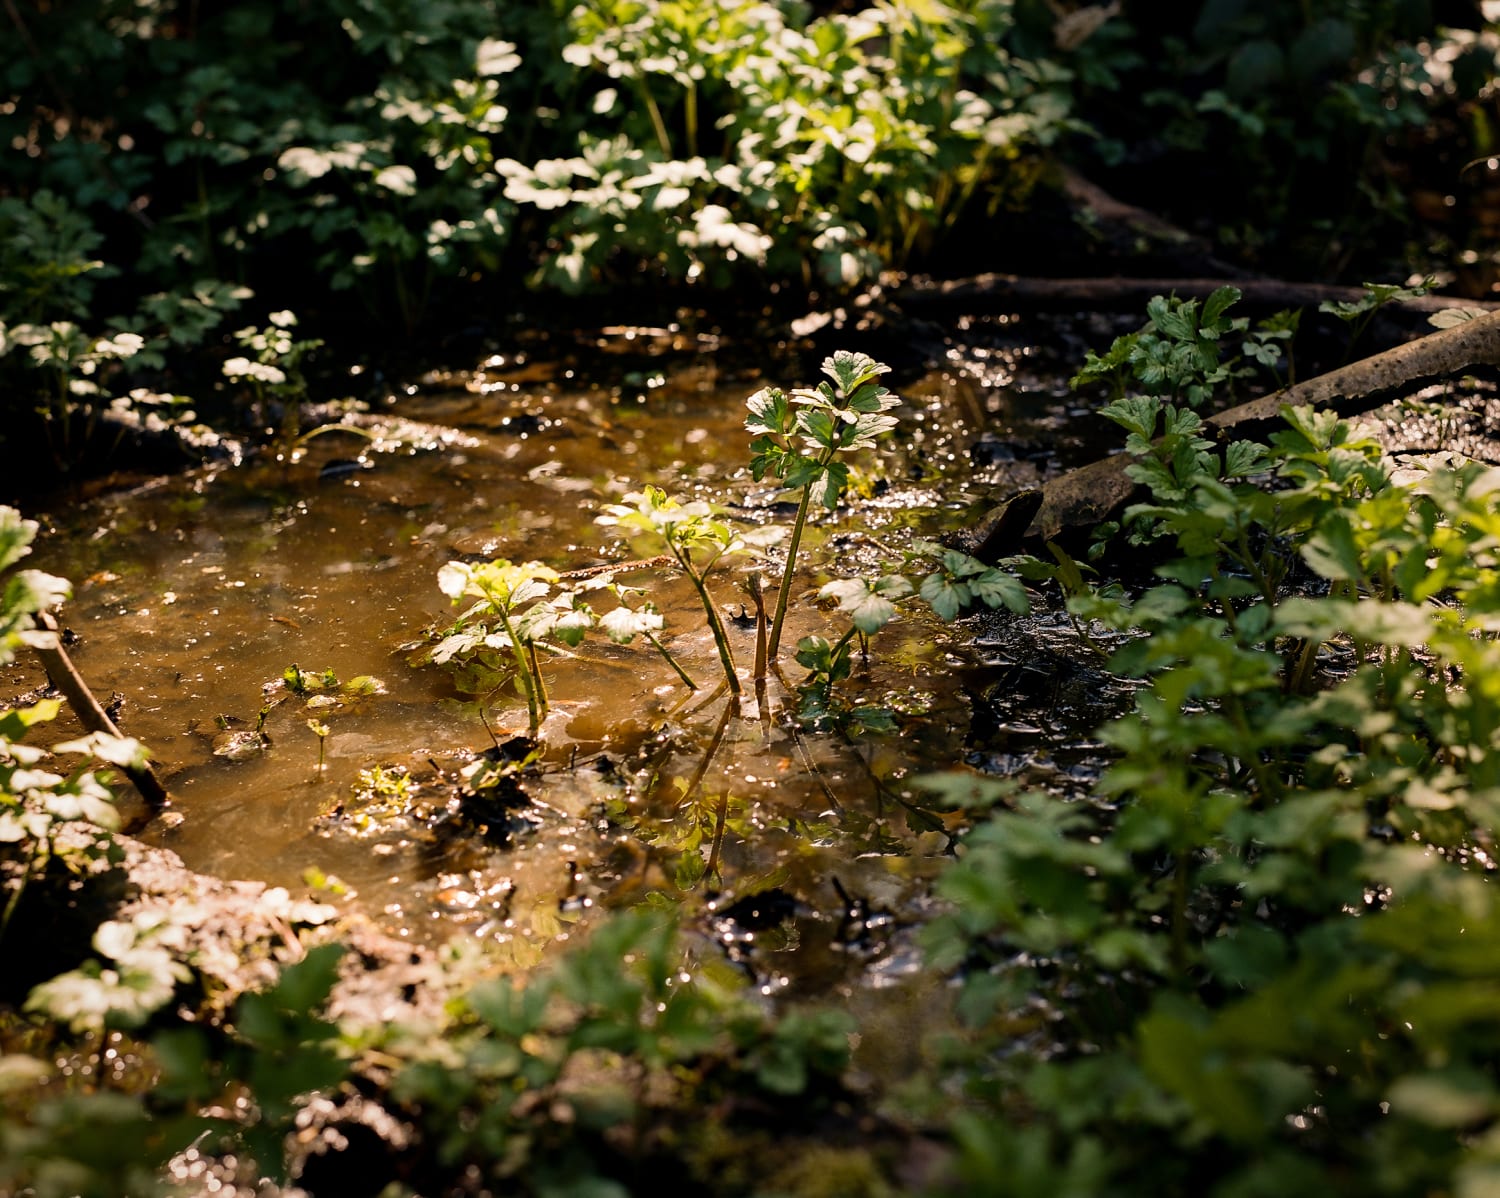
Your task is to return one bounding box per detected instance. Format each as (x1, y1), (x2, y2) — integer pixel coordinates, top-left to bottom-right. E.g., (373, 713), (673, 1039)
(435, 559), (595, 735)
(797, 544), (1030, 729)
(222, 310), (324, 447)
(596, 487), (781, 697)
(745, 350), (901, 662)
(596, 581), (699, 691)
(307, 718), (330, 774)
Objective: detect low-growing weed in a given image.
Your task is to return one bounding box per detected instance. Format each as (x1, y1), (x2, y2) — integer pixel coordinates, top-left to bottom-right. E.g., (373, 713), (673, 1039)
(922, 291), (1500, 1191)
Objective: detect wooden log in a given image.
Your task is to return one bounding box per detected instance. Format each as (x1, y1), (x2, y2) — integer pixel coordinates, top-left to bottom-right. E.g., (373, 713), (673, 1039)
(975, 310), (1500, 556)
(896, 273), (1500, 318)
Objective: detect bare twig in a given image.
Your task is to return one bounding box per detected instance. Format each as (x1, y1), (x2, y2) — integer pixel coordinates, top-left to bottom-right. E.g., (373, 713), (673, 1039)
(31, 612), (169, 810)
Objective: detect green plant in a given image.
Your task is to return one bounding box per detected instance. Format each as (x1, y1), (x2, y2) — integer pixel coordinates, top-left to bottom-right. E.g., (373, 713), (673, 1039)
(0, 191), (117, 325)
(1079, 2), (1485, 276)
(746, 349), (901, 662)
(384, 911), (855, 1187)
(306, 718), (330, 775)
(796, 539), (1030, 730)
(500, 0), (1076, 292)
(1070, 285), (1251, 407)
(220, 311), (323, 446)
(596, 579), (701, 691)
(0, 508), (148, 941)
(597, 488), (781, 697)
(1318, 277), (1433, 358)
(433, 559), (596, 733)
(918, 360), (1500, 1192)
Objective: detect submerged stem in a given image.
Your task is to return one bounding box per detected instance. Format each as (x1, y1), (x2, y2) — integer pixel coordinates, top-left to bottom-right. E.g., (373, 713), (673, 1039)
(767, 484), (815, 665)
(495, 608), (543, 733)
(645, 630), (699, 691)
(693, 573), (741, 695)
(671, 542), (740, 695)
(679, 693), (737, 810)
(526, 641), (550, 713)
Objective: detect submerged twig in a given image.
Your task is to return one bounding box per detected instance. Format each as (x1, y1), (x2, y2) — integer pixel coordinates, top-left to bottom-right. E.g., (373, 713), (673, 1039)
(32, 612), (169, 811)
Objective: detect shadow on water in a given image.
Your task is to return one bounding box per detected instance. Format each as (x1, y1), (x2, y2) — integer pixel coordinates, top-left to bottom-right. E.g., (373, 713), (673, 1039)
(20, 322), (1118, 1006)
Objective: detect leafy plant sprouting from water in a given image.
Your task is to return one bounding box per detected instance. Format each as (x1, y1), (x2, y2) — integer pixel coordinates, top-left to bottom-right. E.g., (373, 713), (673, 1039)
(596, 488), (782, 698)
(306, 718), (330, 775)
(595, 580), (700, 692)
(221, 311), (324, 446)
(797, 540), (1032, 731)
(433, 559), (596, 735)
(746, 350), (901, 663)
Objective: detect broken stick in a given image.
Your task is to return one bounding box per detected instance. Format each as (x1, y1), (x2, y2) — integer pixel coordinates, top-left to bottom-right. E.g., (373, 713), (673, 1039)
(31, 611), (169, 811)
(971, 309), (1500, 559)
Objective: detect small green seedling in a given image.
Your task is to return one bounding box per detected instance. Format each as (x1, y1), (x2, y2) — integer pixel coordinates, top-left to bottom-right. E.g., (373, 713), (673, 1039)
(435, 558), (595, 734)
(221, 310), (324, 446)
(307, 718), (330, 774)
(597, 487), (781, 696)
(596, 580), (700, 691)
(1319, 277), (1433, 358)
(797, 542), (1029, 729)
(745, 350), (901, 662)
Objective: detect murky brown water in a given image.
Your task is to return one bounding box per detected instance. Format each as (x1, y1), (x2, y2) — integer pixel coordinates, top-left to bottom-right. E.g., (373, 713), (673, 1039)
(23, 331), (1093, 996)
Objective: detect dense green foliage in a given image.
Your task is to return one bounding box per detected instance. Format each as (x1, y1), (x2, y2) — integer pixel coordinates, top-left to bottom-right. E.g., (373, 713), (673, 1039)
(922, 299), (1500, 1195)
(2, 0), (1491, 487)
(5, 2), (1500, 1192)
(11, 298), (1500, 1191)
(1077, 1), (1499, 275)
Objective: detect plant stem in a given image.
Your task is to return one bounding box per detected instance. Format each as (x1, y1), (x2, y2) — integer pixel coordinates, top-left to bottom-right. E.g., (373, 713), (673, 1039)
(686, 569), (740, 695)
(705, 791), (729, 881)
(748, 573), (768, 681)
(767, 484), (814, 664)
(495, 608), (542, 732)
(680, 694), (736, 810)
(645, 630), (698, 690)
(527, 641), (550, 712)
(638, 81), (671, 157)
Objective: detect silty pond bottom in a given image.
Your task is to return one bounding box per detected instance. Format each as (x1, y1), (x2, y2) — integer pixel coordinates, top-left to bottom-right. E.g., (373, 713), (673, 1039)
(19, 326), (1125, 998)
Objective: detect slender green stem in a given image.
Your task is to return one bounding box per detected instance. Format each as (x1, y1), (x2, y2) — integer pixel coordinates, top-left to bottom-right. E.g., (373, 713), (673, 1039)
(645, 630), (698, 691)
(526, 641), (550, 713)
(638, 80), (671, 157)
(686, 568), (740, 695)
(495, 607), (542, 733)
(767, 484), (814, 664)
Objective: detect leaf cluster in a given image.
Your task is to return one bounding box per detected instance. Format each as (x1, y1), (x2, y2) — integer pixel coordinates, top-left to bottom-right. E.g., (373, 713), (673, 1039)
(923, 386), (1500, 1192)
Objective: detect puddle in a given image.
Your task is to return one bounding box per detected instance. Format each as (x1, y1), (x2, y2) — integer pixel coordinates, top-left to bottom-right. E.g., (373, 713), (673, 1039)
(20, 328), (1106, 995)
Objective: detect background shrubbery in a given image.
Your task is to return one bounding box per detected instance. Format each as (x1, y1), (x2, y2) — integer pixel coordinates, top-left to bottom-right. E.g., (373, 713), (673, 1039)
(0, 0), (1493, 489)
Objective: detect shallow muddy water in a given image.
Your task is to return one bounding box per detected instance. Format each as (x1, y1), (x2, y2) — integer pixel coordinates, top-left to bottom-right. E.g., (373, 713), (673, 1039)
(24, 325), (1111, 996)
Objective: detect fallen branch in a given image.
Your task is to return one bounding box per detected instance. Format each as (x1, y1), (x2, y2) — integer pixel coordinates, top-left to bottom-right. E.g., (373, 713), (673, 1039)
(32, 612), (169, 811)
(972, 310), (1500, 558)
(897, 273), (1500, 317)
